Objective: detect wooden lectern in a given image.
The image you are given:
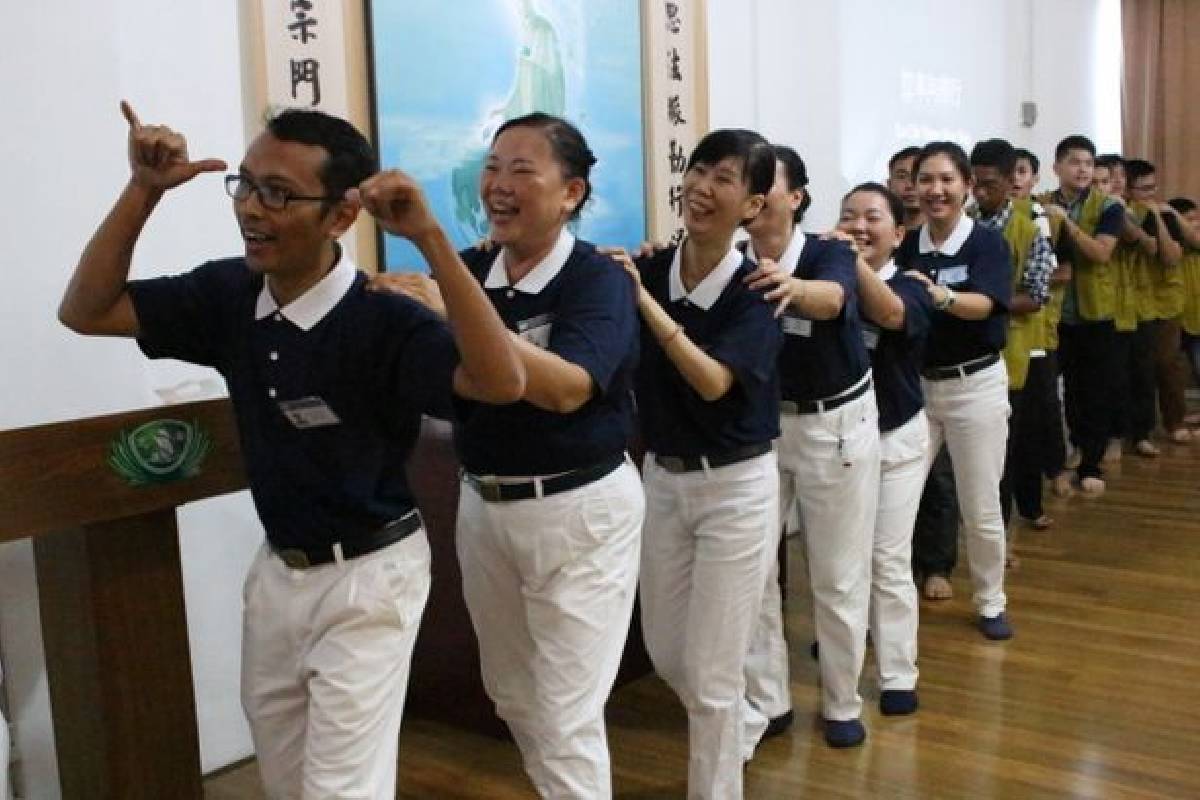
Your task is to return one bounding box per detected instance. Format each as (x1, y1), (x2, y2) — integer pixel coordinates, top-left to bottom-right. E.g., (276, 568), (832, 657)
(0, 401), (653, 798)
(0, 399), (245, 799)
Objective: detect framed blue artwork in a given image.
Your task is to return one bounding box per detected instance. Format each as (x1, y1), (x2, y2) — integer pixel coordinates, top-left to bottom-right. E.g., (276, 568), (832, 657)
(366, 0), (647, 271)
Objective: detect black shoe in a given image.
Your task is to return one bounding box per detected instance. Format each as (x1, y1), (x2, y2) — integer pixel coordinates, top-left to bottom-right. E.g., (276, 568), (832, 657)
(978, 612), (1014, 641)
(879, 689), (919, 716)
(763, 709), (794, 739)
(809, 640), (819, 660)
(823, 717), (866, 748)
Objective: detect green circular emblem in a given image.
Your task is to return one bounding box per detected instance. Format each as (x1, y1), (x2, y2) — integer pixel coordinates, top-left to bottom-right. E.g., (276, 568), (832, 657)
(108, 419), (212, 486)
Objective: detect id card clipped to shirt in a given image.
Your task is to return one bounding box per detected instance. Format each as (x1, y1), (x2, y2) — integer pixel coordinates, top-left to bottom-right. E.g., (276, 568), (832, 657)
(516, 313), (555, 349)
(279, 396), (341, 429)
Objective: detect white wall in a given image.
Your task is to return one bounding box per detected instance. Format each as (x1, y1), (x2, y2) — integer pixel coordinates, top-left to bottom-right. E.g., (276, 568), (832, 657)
(0, 2), (259, 795)
(707, 0), (1123, 230)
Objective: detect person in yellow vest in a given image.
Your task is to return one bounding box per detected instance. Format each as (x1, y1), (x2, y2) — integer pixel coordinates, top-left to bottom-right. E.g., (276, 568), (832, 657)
(1125, 160), (1189, 445)
(1041, 135), (1125, 496)
(1103, 155), (1165, 458)
(1168, 196), (1200, 418)
(969, 140), (1054, 553)
(1011, 148), (1074, 502)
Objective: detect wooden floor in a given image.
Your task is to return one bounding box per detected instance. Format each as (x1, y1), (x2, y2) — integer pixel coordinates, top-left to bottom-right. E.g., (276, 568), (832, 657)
(206, 436), (1200, 799)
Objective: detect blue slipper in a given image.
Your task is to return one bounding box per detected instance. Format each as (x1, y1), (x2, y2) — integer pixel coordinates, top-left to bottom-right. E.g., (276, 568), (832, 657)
(879, 689), (919, 715)
(823, 718), (866, 748)
(978, 612), (1014, 641)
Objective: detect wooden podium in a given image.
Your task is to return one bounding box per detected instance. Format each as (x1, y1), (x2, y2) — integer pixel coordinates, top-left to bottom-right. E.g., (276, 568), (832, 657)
(0, 399), (246, 799)
(0, 401), (654, 798)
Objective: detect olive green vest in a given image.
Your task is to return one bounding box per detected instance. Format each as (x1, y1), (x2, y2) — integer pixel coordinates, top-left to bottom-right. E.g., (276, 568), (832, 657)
(1111, 202), (1152, 331)
(1071, 189), (1117, 321)
(1041, 211), (1066, 351)
(998, 199), (1042, 390)
(1180, 247), (1200, 335)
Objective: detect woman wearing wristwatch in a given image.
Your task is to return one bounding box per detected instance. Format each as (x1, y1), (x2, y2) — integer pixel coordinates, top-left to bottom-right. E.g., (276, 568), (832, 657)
(894, 141), (1014, 642)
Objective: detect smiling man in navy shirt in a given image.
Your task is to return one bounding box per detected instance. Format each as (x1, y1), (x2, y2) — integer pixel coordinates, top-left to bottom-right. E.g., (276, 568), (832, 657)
(58, 102), (524, 800)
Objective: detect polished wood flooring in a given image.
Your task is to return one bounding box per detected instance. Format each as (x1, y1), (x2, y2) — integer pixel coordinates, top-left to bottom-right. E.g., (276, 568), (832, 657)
(206, 436), (1200, 799)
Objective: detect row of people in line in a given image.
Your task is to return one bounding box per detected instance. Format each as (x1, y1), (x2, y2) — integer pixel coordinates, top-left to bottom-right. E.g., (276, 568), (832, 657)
(57, 102), (1198, 800)
(896, 137), (1200, 603)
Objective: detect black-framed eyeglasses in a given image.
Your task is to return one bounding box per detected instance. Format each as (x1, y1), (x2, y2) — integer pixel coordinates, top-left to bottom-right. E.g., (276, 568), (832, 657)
(224, 174), (335, 211)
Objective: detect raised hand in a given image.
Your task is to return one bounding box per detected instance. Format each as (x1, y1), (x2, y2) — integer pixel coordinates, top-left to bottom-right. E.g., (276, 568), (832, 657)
(121, 101), (226, 191)
(351, 169), (438, 242)
(366, 271), (446, 317)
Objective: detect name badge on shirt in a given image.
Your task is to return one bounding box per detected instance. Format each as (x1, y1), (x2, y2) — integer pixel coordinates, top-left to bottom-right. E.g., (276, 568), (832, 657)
(279, 396), (341, 429)
(781, 313), (813, 338)
(936, 265), (969, 286)
(516, 312), (555, 349)
(862, 324), (881, 351)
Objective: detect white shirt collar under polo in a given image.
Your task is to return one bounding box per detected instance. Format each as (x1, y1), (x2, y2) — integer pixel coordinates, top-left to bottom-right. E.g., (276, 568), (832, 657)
(668, 242), (743, 310)
(877, 259), (898, 281)
(918, 212), (974, 256)
(484, 228), (576, 294)
(744, 229), (806, 276)
(254, 248), (358, 331)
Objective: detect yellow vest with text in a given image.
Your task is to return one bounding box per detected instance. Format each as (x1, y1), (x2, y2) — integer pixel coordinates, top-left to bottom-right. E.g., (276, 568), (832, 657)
(997, 200), (1042, 391)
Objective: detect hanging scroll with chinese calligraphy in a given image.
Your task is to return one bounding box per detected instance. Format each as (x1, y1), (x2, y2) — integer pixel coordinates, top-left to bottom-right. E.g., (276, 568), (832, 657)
(642, 0), (708, 246)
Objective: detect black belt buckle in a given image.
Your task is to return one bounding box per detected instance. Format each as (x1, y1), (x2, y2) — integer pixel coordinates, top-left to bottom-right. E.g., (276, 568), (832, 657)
(277, 548), (311, 570)
(476, 479), (505, 503)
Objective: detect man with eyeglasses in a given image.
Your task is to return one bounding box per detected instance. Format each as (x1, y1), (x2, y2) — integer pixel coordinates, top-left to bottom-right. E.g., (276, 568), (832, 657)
(57, 102), (525, 800)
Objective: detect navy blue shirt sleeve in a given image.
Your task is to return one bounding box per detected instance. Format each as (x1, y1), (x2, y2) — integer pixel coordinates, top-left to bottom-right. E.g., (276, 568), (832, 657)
(375, 296), (460, 421)
(965, 228), (1012, 315)
(805, 239), (856, 306)
(127, 260), (239, 370)
(1095, 203), (1125, 238)
(891, 274), (934, 342)
(548, 251), (638, 394)
(707, 278), (782, 394)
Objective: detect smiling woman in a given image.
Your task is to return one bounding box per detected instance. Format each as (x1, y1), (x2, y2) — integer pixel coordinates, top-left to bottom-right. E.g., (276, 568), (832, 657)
(895, 140), (1015, 642)
(623, 128), (783, 798)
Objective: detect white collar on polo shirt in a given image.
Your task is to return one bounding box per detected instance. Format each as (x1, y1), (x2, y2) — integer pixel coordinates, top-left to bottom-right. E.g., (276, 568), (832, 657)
(668, 242), (743, 310)
(745, 228), (806, 276)
(877, 259), (898, 281)
(254, 246), (358, 331)
(918, 212), (974, 256)
(484, 228), (576, 293)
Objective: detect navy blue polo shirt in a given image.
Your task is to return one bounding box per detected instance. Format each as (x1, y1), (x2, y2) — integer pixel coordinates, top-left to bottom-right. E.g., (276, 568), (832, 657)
(453, 231), (638, 475)
(745, 232), (868, 402)
(128, 254), (459, 553)
(895, 214), (1012, 368)
(862, 267), (933, 432)
(633, 244), (781, 457)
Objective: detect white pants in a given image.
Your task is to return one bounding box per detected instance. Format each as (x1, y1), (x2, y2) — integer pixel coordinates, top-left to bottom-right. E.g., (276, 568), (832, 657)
(641, 450), (778, 800)
(458, 461), (644, 800)
(761, 388), (881, 725)
(922, 360), (1011, 617)
(241, 531), (431, 800)
(871, 410), (929, 691)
